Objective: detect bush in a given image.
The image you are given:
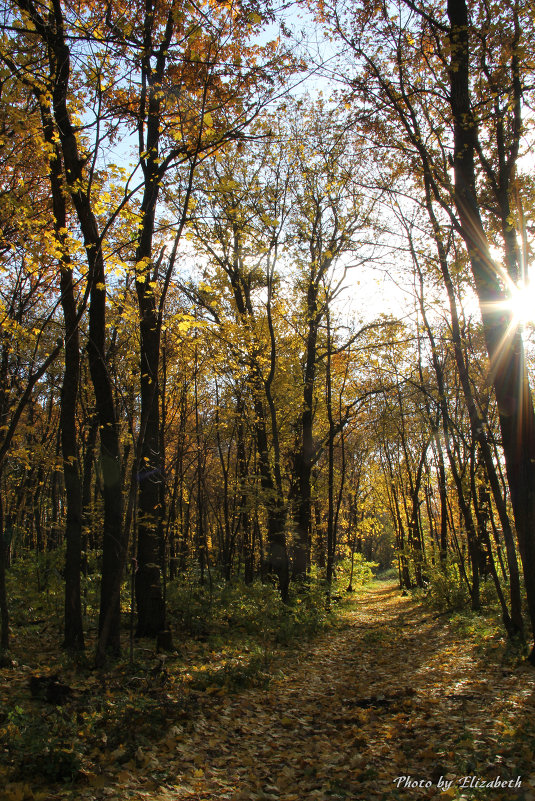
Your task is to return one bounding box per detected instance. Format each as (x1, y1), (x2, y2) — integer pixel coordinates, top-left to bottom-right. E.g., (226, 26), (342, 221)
(5, 706), (82, 782)
(423, 561), (470, 612)
(166, 555), (377, 650)
(338, 554), (377, 588)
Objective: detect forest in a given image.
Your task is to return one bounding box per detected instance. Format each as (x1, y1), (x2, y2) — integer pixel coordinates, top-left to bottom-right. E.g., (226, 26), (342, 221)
(0, 0), (535, 798)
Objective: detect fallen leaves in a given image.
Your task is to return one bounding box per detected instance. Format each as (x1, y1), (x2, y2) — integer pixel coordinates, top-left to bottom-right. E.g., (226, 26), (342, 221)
(3, 581), (535, 801)
(3, 785), (51, 801)
(75, 584), (506, 801)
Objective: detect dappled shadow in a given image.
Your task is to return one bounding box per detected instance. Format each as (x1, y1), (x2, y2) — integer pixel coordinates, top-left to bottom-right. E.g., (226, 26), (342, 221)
(77, 581), (535, 801)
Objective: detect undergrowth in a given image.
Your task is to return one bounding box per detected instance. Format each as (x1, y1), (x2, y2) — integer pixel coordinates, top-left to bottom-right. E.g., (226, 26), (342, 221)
(167, 557), (373, 646)
(0, 553), (375, 790)
(418, 560), (529, 666)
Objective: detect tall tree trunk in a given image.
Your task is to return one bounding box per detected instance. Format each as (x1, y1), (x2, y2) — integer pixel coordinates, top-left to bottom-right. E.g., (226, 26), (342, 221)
(326, 312), (336, 586)
(236, 398), (253, 584)
(134, 317), (164, 634)
(214, 380), (233, 581)
(383, 449), (411, 590)
(22, 1), (127, 657)
(293, 278), (322, 579)
(447, 0), (533, 652)
(263, 337), (289, 599)
(0, 486), (8, 651)
(134, 277), (165, 634)
(133, 9), (183, 637)
(420, 170), (524, 637)
(470, 450), (512, 627)
(81, 413), (98, 558)
(61, 316), (84, 650)
(435, 440), (449, 562)
(39, 99), (84, 651)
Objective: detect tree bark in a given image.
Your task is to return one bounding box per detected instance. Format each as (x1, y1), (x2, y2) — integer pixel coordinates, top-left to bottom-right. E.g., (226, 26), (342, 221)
(448, 0), (534, 654)
(0, 487), (8, 651)
(293, 276), (322, 579)
(39, 99), (84, 651)
(41, 7), (124, 656)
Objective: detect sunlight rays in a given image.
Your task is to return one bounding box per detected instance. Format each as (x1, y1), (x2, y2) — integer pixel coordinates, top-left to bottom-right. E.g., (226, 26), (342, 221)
(506, 278), (535, 328)
(483, 248), (534, 332)
(477, 251), (534, 425)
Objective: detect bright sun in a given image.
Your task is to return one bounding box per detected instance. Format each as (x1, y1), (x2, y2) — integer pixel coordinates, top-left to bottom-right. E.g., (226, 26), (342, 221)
(487, 244), (535, 327)
(508, 279), (535, 327)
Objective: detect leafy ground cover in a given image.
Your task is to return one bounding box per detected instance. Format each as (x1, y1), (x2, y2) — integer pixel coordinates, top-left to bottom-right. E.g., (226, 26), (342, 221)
(2, 578), (535, 801)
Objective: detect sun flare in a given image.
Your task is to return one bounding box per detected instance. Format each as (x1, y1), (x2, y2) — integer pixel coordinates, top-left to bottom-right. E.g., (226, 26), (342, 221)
(486, 244), (535, 327)
(508, 279), (535, 327)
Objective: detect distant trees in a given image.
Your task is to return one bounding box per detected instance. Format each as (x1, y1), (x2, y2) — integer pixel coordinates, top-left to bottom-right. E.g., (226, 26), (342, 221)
(316, 0), (535, 655)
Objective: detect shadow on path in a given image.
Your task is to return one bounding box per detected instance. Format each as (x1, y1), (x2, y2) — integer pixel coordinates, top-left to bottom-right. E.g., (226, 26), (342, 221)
(84, 581), (535, 801)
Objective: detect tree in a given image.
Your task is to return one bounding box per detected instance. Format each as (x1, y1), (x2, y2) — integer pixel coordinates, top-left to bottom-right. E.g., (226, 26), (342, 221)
(187, 127), (293, 597)
(282, 102), (378, 581)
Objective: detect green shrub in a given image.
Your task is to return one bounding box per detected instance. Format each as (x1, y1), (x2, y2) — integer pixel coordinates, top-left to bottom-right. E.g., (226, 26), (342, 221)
(5, 705), (82, 782)
(424, 561), (470, 612)
(166, 555), (377, 651)
(337, 554), (377, 588)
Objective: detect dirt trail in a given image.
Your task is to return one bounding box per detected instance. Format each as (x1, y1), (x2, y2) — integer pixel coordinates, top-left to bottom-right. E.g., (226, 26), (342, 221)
(90, 581), (535, 801)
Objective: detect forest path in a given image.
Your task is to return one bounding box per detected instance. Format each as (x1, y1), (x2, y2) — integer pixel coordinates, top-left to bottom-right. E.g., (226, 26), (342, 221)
(96, 580), (535, 801)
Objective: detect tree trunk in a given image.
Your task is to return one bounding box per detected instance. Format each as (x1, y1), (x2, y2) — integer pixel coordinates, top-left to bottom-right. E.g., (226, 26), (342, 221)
(237, 401), (253, 584)
(39, 99), (84, 651)
(21, 3), (127, 657)
(293, 278), (322, 579)
(81, 413), (98, 559)
(134, 292), (165, 635)
(0, 487), (8, 651)
(325, 311), (337, 586)
(421, 168), (524, 636)
(448, 0), (534, 654)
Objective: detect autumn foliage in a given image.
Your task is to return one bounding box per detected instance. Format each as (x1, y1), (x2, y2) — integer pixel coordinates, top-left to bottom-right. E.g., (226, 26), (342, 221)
(0, 0), (535, 793)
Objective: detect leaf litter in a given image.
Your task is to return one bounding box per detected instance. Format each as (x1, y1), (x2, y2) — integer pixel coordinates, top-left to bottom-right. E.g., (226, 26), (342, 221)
(4, 580), (535, 801)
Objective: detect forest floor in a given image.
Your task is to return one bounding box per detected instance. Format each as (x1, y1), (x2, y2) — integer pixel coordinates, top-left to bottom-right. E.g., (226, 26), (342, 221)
(4, 579), (535, 801)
